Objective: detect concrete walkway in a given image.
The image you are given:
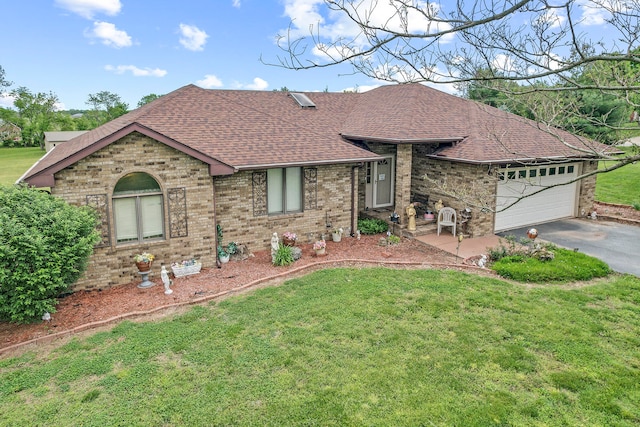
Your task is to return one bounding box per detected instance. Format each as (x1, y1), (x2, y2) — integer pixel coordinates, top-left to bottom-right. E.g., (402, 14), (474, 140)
(415, 232), (502, 259)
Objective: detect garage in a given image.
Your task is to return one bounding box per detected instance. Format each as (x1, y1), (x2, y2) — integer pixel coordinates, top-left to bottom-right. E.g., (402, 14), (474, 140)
(494, 163), (579, 232)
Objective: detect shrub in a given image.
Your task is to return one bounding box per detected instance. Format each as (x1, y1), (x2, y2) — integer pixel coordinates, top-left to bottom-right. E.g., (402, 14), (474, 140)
(486, 235), (530, 262)
(273, 244), (295, 266)
(388, 235), (401, 245)
(357, 218), (389, 235)
(0, 185), (100, 323)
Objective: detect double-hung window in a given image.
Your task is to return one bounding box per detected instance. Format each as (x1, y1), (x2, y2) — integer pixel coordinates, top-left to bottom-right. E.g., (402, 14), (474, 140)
(267, 167), (302, 214)
(113, 172), (164, 243)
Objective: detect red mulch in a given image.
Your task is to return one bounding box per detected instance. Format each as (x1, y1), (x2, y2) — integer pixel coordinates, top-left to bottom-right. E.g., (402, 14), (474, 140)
(1, 235), (477, 356)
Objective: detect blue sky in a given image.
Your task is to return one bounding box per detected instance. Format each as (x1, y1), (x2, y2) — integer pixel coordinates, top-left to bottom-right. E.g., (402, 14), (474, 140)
(1, 1), (617, 111)
(1, 0), (374, 110)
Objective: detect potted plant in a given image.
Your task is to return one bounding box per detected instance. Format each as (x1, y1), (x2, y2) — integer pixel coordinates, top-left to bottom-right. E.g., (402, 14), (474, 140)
(331, 227), (343, 242)
(218, 245), (230, 263)
(217, 224), (236, 263)
(282, 231), (297, 246)
(133, 252), (155, 272)
(313, 240), (327, 256)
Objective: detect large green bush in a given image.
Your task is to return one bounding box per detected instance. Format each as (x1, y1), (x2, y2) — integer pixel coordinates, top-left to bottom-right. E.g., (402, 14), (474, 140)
(0, 185), (100, 323)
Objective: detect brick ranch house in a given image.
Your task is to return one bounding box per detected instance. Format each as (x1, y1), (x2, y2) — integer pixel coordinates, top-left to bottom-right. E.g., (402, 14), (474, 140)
(20, 83), (608, 291)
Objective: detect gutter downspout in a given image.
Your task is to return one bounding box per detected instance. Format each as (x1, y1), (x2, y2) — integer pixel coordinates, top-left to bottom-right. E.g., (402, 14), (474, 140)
(213, 177), (221, 268)
(351, 163), (363, 237)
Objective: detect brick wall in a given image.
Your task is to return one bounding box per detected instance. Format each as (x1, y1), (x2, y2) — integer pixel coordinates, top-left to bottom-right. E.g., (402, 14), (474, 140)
(51, 133), (358, 291)
(214, 164), (356, 249)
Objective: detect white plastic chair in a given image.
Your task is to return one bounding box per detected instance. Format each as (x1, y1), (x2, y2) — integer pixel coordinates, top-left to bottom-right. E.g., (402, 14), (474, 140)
(437, 207), (457, 236)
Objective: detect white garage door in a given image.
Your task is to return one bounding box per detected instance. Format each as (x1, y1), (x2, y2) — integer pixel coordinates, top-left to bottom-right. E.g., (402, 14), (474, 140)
(495, 163), (579, 232)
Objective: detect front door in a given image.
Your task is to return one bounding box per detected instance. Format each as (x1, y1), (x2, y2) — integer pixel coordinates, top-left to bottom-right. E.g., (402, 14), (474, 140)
(373, 156), (394, 208)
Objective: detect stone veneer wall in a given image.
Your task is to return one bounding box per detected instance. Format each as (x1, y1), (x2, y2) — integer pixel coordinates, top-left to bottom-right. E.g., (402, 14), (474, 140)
(577, 160), (598, 216)
(411, 145), (598, 237)
(51, 133), (358, 291)
(394, 144), (412, 225)
(412, 145), (496, 237)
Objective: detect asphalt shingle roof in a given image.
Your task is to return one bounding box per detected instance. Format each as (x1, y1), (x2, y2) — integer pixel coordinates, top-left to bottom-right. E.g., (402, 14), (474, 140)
(22, 83), (609, 185)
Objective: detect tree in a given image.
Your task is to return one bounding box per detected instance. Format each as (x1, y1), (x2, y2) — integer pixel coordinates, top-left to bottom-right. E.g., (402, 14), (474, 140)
(0, 185), (100, 323)
(137, 93), (162, 108)
(272, 0), (640, 206)
(85, 91), (129, 126)
(10, 86), (59, 147)
(0, 65), (11, 90)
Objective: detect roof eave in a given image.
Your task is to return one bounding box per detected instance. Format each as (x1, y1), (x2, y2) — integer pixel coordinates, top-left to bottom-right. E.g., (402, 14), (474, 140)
(234, 155), (384, 170)
(427, 153), (602, 165)
(341, 133), (465, 144)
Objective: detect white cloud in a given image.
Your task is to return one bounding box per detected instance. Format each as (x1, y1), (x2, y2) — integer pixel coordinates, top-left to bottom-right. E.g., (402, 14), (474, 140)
(87, 21), (132, 48)
(55, 0), (122, 19)
(492, 54), (516, 74)
(0, 93), (14, 108)
(105, 65), (167, 77)
(242, 77), (269, 90)
(281, 0), (454, 62)
(232, 0), (241, 7)
(537, 8), (566, 29)
(179, 24), (209, 51)
(577, 0), (630, 26)
(196, 74), (224, 88)
(580, 6), (607, 26)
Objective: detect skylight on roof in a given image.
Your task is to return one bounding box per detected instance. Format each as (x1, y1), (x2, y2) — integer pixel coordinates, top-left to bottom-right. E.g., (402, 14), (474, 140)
(290, 93), (316, 108)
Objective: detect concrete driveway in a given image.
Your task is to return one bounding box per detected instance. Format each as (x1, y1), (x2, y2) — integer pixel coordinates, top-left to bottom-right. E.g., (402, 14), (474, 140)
(498, 218), (640, 277)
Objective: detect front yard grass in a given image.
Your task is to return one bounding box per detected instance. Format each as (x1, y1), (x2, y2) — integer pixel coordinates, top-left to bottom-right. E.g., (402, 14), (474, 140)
(596, 146), (640, 205)
(0, 147), (44, 185)
(1, 268), (639, 426)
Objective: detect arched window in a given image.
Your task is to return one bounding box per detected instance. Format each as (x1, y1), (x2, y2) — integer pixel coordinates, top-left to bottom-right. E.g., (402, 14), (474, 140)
(113, 172), (164, 243)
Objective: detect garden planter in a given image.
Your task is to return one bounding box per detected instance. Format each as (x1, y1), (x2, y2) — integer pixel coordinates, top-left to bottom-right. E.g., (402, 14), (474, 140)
(283, 237), (296, 247)
(332, 233), (342, 242)
(135, 261), (152, 272)
(219, 254), (230, 263)
(314, 247), (326, 256)
(171, 262), (202, 277)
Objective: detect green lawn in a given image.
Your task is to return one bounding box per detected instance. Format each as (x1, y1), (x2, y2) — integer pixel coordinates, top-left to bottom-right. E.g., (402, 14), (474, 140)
(0, 147), (44, 185)
(1, 268), (639, 426)
(596, 147), (640, 205)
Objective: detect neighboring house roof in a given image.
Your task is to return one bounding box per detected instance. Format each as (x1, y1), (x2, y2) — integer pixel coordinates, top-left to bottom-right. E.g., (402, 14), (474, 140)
(0, 121), (21, 141)
(44, 131), (89, 143)
(21, 83), (610, 187)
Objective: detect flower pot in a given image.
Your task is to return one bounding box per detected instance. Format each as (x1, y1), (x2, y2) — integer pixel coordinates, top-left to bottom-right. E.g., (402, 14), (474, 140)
(424, 212), (435, 221)
(314, 247), (326, 256)
(332, 233), (342, 242)
(135, 261), (152, 272)
(283, 237), (296, 247)
(219, 254), (230, 264)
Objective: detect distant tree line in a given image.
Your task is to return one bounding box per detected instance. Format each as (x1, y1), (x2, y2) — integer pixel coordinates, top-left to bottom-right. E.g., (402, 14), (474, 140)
(0, 65), (161, 148)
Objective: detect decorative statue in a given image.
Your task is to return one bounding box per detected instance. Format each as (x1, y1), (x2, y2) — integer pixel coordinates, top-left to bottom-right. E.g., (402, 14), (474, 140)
(406, 203), (417, 231)
(477, 254), (487, 268)
(271, 232), (279, 263)
(434, 199), (444, 213)
(161, 265), (173, 295)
